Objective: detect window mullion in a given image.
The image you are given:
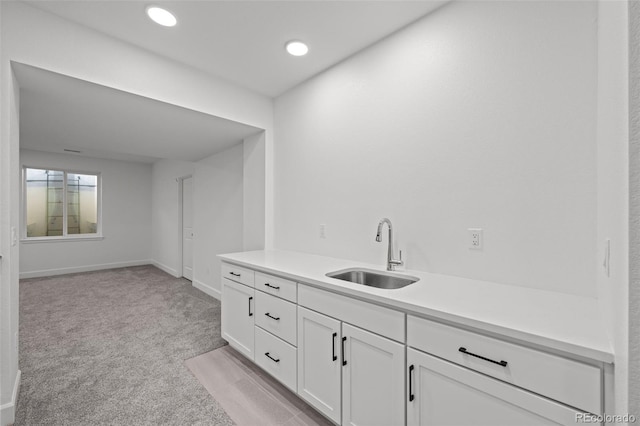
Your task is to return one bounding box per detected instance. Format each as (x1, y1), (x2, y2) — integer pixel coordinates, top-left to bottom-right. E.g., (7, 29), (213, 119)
(62, 171), (68, 236)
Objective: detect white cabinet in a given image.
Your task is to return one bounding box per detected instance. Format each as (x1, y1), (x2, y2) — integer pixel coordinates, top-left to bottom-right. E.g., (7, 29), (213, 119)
(221, 263), (255, 287)
(255, 326), (297, 392)
(407, 315), (601, 415)
(297, 306), (342, 424)
(342, 323), (405, 426)
(255, 271), (297, 302)
(221, 278), (255, 359)
(220, 260), (606, 426)
(407, 348), (585, 426)
(297, 306), (405, 426)
(222, 265), (300, 392)
(255, 291), (297, 345)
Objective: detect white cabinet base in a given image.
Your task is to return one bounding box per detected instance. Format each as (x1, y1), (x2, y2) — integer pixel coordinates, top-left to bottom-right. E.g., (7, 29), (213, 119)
(297, 306), (342, 424)
(342, 323), (405, 426)
(255, 326), (297, 392)
(221, 278), (255, 359)
(407, 348), (588, 426)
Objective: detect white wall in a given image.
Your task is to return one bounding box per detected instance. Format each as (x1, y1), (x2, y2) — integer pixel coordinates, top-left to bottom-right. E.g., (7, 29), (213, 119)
(274, 0), (598, 298)
(0, 26), (21, 424)
(151, 140), (261, 299)
(19, 150), (152, 277)
(150, 159), (195, 276)
(244, 132), (266, 251)
(596, 0), (630, 415)
(193, 144), (244, 298)
(628, 0), (639, 417)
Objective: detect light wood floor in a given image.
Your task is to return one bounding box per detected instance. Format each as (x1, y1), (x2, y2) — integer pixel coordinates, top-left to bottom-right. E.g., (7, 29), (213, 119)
(186, 345), (334, 426)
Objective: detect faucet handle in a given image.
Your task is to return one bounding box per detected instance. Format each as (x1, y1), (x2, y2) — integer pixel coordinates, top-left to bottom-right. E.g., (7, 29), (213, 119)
(390, 250), (404, 268)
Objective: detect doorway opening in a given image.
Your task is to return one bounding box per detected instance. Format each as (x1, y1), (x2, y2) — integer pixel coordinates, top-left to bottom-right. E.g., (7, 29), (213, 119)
(178, 175), (193, 281)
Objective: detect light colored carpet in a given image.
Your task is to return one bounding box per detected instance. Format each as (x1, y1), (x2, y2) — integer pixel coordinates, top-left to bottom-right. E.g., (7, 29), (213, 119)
(16, 265), (234, 425)
(186, 346), (333, 426)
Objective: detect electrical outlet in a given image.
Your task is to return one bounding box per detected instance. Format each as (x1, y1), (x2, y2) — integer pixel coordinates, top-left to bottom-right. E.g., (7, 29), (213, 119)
(11, 226), (17, 246)
(468, 228), (483, 250)
(319, 224), (327, 239)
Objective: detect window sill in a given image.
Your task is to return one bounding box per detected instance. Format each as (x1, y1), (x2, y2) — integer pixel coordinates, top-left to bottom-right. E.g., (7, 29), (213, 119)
(21, 235), (104, 244)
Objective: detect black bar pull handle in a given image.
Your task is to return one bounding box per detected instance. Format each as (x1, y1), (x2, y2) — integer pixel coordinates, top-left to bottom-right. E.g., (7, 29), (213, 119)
(229, 272), (241, 277)
(248, 297), (253, 317)
(342, 336), (347, 366)
(332, 332), (338, 361)
(265, 312), (280, 321)
(264, 283), (280, 290)
(459, 347), (508, 367)
(265, 352), (280, 363)
(408, 365), (415, 402)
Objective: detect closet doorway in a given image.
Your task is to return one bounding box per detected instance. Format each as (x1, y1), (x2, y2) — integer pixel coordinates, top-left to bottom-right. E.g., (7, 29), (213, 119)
(180, 176), (193, 281)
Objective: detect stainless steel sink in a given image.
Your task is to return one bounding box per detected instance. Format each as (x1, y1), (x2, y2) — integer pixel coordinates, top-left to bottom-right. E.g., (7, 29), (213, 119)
(326, 268), (418, 289)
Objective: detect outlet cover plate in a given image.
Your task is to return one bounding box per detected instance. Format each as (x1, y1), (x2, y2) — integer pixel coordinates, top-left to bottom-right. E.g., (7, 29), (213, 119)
(468, 228), (483, 250)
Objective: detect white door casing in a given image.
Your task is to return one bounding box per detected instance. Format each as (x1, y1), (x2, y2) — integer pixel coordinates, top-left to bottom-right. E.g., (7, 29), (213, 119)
(182, 176), (193, 280)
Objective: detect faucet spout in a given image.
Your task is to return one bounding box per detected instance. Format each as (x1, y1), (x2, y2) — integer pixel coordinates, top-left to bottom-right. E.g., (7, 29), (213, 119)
(375, 218), (390, 242)
(375, 218), (403, 271)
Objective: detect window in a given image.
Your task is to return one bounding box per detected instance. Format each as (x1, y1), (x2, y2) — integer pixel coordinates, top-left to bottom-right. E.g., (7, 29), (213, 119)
(23, 167), (101, 239)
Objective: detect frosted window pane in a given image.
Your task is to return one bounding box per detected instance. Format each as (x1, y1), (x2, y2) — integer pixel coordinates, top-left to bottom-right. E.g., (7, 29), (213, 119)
(67, 173), (98, 235)
(25, 169), (63, 237)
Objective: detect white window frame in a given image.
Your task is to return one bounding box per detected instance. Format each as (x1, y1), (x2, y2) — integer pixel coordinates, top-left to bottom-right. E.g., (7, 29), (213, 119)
(21, 166), (103, 242)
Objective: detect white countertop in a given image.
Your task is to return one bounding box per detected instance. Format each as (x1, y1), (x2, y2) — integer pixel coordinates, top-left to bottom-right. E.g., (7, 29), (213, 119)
(218, 249), (614, 364)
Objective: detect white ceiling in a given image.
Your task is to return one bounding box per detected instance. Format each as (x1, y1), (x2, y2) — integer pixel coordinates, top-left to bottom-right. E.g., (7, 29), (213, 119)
(16, 1), (446, 163)
(15, 63), (263, 163)
(25, 0), (446, 97)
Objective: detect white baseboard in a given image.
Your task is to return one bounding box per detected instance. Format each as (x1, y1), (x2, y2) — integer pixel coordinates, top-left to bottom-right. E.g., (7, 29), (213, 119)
(20, 260), (152, 279)
(0, 370), (21, 426)
(193, 279), (221, 300)
(151, 260), (180, 278)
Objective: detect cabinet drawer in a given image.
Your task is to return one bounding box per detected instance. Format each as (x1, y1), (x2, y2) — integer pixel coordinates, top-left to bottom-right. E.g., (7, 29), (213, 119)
(407, 315), (602, 415)
(255, 291), (297, 346)
(298, 284), (404, 342)
(255, 326), (297, 392)
(255, 272), (297, 302)
(221, 263), (255, 287)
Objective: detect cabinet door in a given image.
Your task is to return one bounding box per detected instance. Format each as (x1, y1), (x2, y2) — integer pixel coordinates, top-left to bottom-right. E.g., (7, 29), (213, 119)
(407, 348), (586, 426)
(297, 306), (341, 424)
(342, 323), (405, 426)
(221, 278), (255, 359)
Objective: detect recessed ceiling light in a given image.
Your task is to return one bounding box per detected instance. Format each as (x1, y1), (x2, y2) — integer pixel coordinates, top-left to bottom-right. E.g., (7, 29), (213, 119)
(285, 40), (309, 57)
(146, 6), (177, 27)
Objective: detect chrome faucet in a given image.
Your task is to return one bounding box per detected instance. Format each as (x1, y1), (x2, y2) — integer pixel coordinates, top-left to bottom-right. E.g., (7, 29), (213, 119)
(375, 218), (403, 271)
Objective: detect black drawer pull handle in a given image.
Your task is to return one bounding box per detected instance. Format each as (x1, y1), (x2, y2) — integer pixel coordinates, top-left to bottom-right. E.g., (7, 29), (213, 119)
(248, 297), (253, 317)
(342, 336), (347, 366)
(265, 352), (280, 363)
(229, 272), (241, 277)
(408, 364), (415, 402)
(265, 312), (280, 321)
(459, 347), (508, 367)
(332, 332), (338, 361)
(264, 283), (280, 290)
